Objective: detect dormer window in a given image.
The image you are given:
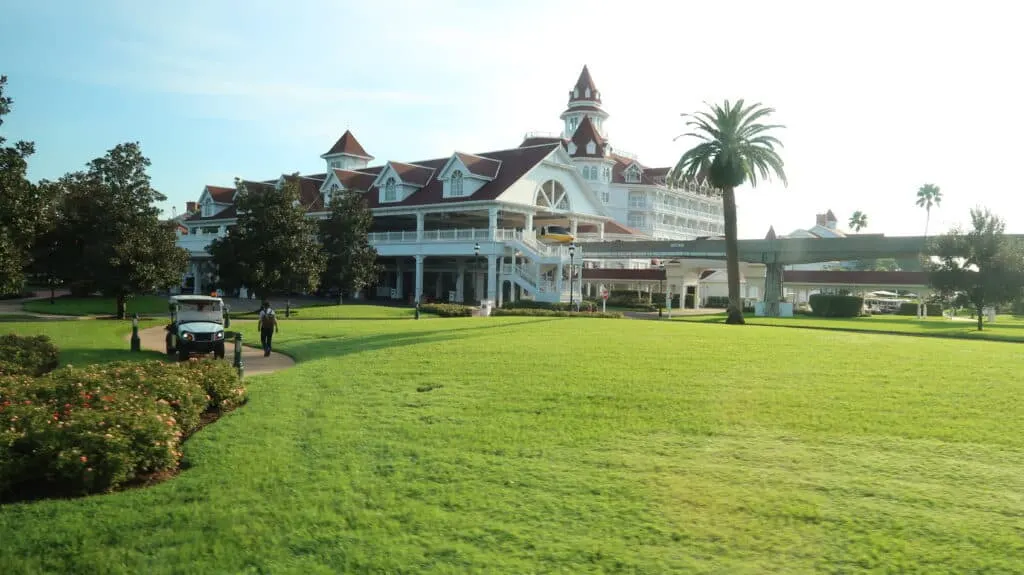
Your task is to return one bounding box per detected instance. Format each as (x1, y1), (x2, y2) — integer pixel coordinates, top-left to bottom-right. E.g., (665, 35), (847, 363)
(585, 87), (591, 98)
(567, 142), (577, 155)
(586, 140), (596, 155)
(384, 178), (397, 202)
(324, 183), (339, 207)
(450, 170), (464, 197)
(201, 199), (213, 217)
(625, 165), (642, 183)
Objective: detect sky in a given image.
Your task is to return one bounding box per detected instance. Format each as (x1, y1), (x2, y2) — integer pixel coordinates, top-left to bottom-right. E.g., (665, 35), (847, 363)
(2, 0), (1022, 239)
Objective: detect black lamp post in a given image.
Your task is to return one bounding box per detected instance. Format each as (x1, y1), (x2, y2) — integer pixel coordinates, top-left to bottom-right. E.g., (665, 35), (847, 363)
(233, 332), (244, 378)
(130, 313), (140, 352)
(474, 242), (481, 304)
(569, 242), (576, 307)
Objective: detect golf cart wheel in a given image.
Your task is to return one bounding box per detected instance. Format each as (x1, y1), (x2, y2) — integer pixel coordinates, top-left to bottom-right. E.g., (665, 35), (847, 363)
(177, 348), (190, 362)
(165, 333), (176, 356)
(213, 342), (225, 359)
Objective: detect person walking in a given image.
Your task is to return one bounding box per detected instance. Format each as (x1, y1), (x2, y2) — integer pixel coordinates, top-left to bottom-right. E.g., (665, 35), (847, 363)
(257, 300), (279, 357)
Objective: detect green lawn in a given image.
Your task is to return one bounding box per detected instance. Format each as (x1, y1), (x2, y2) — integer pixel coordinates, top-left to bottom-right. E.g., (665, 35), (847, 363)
(1, 318), (165, 365)
(22, 295), (171, 317)
(232, 303), (416, 320)
(677, 312), (1024, 343)
(2, 317), (1024, 573)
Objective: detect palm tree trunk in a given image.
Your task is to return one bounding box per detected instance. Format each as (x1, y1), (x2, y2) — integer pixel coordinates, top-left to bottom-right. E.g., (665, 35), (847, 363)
(722, 186), (745, 324)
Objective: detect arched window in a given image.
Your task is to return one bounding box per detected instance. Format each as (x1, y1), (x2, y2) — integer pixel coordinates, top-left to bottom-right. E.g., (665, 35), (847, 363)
(534, 180), (570, 211)
(450, 170), (464, 196)
(384, 178), (397, 202)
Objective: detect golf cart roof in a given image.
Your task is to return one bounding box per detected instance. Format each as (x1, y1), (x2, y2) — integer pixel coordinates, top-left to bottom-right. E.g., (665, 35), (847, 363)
(169, 295), (223, 304)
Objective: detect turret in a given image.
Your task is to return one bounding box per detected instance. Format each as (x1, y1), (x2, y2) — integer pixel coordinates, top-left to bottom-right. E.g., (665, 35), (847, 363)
(321, 130), (374, 172)
(560, 65), (610, 139)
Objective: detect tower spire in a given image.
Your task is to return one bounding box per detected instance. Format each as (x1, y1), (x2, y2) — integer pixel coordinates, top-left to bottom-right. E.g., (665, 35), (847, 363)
(560, 65), (610, 139)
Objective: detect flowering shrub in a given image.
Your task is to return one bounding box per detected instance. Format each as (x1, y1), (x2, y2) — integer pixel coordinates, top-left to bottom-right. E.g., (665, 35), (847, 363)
(0, 359), (246, 500)
(0, 334), (60, 376)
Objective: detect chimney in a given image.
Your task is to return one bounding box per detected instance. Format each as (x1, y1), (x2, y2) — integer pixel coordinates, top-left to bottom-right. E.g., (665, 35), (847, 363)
(186, 201), (198, 214)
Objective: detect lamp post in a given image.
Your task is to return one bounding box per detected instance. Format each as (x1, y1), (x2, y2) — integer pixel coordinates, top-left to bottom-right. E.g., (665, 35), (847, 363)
(474, 242), (481, 304)
(233, 332), (244, 378)
(569, 242), (576, 307)
(130, 313), (140, 352)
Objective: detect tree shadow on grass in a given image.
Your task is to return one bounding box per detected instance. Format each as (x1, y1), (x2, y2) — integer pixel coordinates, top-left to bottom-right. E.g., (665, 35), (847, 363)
(279, 317), (566, 363)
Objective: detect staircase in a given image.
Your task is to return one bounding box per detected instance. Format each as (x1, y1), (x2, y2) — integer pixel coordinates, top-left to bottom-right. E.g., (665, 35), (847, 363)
(501, 231), (582, 304)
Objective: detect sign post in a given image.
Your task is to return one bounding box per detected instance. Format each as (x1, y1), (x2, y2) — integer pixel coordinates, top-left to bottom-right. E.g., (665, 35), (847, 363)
(600, 286), (609, 313)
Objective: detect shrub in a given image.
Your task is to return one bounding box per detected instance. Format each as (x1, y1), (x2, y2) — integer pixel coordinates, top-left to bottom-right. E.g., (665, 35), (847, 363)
(420, 303), (475, 317)
(808, 294), (864, 318)
(897, 302), (944, 316)
(0, 334), (60, 376)
(0, 359), (246, 500)
(491, 308), (622, 318)
(503, 300), (600, 313)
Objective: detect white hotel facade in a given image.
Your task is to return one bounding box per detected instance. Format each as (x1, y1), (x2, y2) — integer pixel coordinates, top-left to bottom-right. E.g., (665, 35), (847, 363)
(176, 66), (728, 305)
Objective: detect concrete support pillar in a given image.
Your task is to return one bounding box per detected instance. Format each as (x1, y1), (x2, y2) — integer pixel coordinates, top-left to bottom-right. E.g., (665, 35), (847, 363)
(487, 254), (497, 301)
(525, 213), (534, 234)
(455, 263), (466, 303)
(414, 255), (425, 304)
(764, 262), (783, 317)
(570, 218), (578, 237)
(416, 212), (425, 241)
(488, 207), (498, 240)
(694, 283), (702, 309)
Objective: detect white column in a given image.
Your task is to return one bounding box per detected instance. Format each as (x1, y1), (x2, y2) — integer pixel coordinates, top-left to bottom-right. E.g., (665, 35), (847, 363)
(488, 207), (498, 240)
(525, 212), (534, 234)
(694, 283), (701, 309)
(570, 218), (578, 237)
(192, 262), (201, 294)
(416, 212), (425, 241)
(598, 222), (605, 240)
(455, 263), (465, 303)
(486, 254), (497, 302)
(414, 255), (424, 304)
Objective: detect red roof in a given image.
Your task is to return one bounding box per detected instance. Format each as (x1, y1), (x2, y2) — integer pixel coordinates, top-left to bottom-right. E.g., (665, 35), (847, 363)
(206, 185), (235, 203)
(569, 65), (600, 104)
(520, 136), (569, 149)
(783, 271), (929, 286)
(386, 162), (435, 187)
(324, 130), (373, 159)
(453, 152), (501, 179)
(570, 116), (606, 158)
(333, 169), (379, 192)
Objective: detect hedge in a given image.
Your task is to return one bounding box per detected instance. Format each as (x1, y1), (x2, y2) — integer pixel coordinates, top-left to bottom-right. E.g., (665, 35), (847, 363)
(502, 300), (599, 313)
(491, 308), (623, 318)
(0, 359), (245, 501)
(0, 334), (60, 377)
(897, 302), (944, 316)
(420, 303), (475, 317)
(808, 294), (864, 318)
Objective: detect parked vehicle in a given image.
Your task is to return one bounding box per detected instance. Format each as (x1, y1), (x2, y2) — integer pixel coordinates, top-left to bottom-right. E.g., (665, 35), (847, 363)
(165, 295), (227, 361)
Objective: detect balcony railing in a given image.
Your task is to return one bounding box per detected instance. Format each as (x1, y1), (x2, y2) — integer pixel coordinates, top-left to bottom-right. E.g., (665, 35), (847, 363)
(652, 202), (721, 221)
(368, 228), (497, 243)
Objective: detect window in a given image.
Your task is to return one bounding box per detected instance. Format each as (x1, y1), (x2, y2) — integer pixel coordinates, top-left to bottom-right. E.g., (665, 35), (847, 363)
(534, 180), (570, 211)
(625, 166), (641, 183)
(586, 140), (596, 155)
(601, 190), (610, 204)
(628, 214), (645, 228)
(450, 170), (464, 197)
(603, 167), (611, 181)
(384, 178), (397, 202)
(324, 183), (339, 207)
(569, 117), (579, 133)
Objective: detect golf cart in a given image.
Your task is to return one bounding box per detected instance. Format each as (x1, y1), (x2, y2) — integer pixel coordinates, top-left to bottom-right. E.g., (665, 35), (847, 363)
(165, 295), (227, 361)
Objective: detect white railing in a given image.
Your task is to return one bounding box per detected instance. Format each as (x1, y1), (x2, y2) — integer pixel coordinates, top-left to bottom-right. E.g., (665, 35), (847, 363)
(368, 228), (497, 244)
(177, 235), (218, 253)
(524, 131), (562, 140)
(575, 233), (647, 242)
(652, 202), (722, 221)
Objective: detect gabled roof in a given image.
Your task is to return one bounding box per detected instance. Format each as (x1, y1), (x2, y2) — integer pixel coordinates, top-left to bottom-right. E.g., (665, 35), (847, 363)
(520, 136), (569, 150)
(205, 185), (236, 203)
(569, 116), (606, 158)
(363, 143), (560, 208)
(453, 152), (502, 179)
(378, 161), (435, 188)
(322, 130), (373, 159)
(569, 65), (601, 104)
(332, 168), (380, 192)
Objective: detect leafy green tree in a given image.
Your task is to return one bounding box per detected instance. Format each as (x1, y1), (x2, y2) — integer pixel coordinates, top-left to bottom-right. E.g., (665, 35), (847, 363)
(927, 208), (1024, 331)
(848, 210), (868, 232)
(208, 175), (325, 299)
(0, 75), (46, 295)
(55, 143), (189, 318)
(851, 258), (899, 272)
(319, 188), (381, 304)
(670, 100), (788, 324)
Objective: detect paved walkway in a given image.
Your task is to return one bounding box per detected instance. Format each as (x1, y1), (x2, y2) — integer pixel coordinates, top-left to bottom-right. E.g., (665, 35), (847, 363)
(0, 291), (81, 319)
(137, 325), (295, 377)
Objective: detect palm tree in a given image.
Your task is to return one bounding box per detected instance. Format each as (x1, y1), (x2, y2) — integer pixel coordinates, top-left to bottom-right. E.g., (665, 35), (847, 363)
(670, 100), (787, 324)
(848, 211), (868, 232)
(915, 184), (942, 237)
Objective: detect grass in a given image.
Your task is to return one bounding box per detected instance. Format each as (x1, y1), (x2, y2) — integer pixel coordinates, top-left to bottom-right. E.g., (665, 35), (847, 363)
(231, 303), (417, 320)
(2, 317), (1024, 573)
(677, 312), (1024, 343)
(1, 318), (165, 365)
(22, 295), (171, 317)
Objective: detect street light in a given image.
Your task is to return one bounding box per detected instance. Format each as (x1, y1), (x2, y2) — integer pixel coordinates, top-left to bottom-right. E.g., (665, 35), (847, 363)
(569, 242), (576, 307)
(130, 313), (140, 352)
